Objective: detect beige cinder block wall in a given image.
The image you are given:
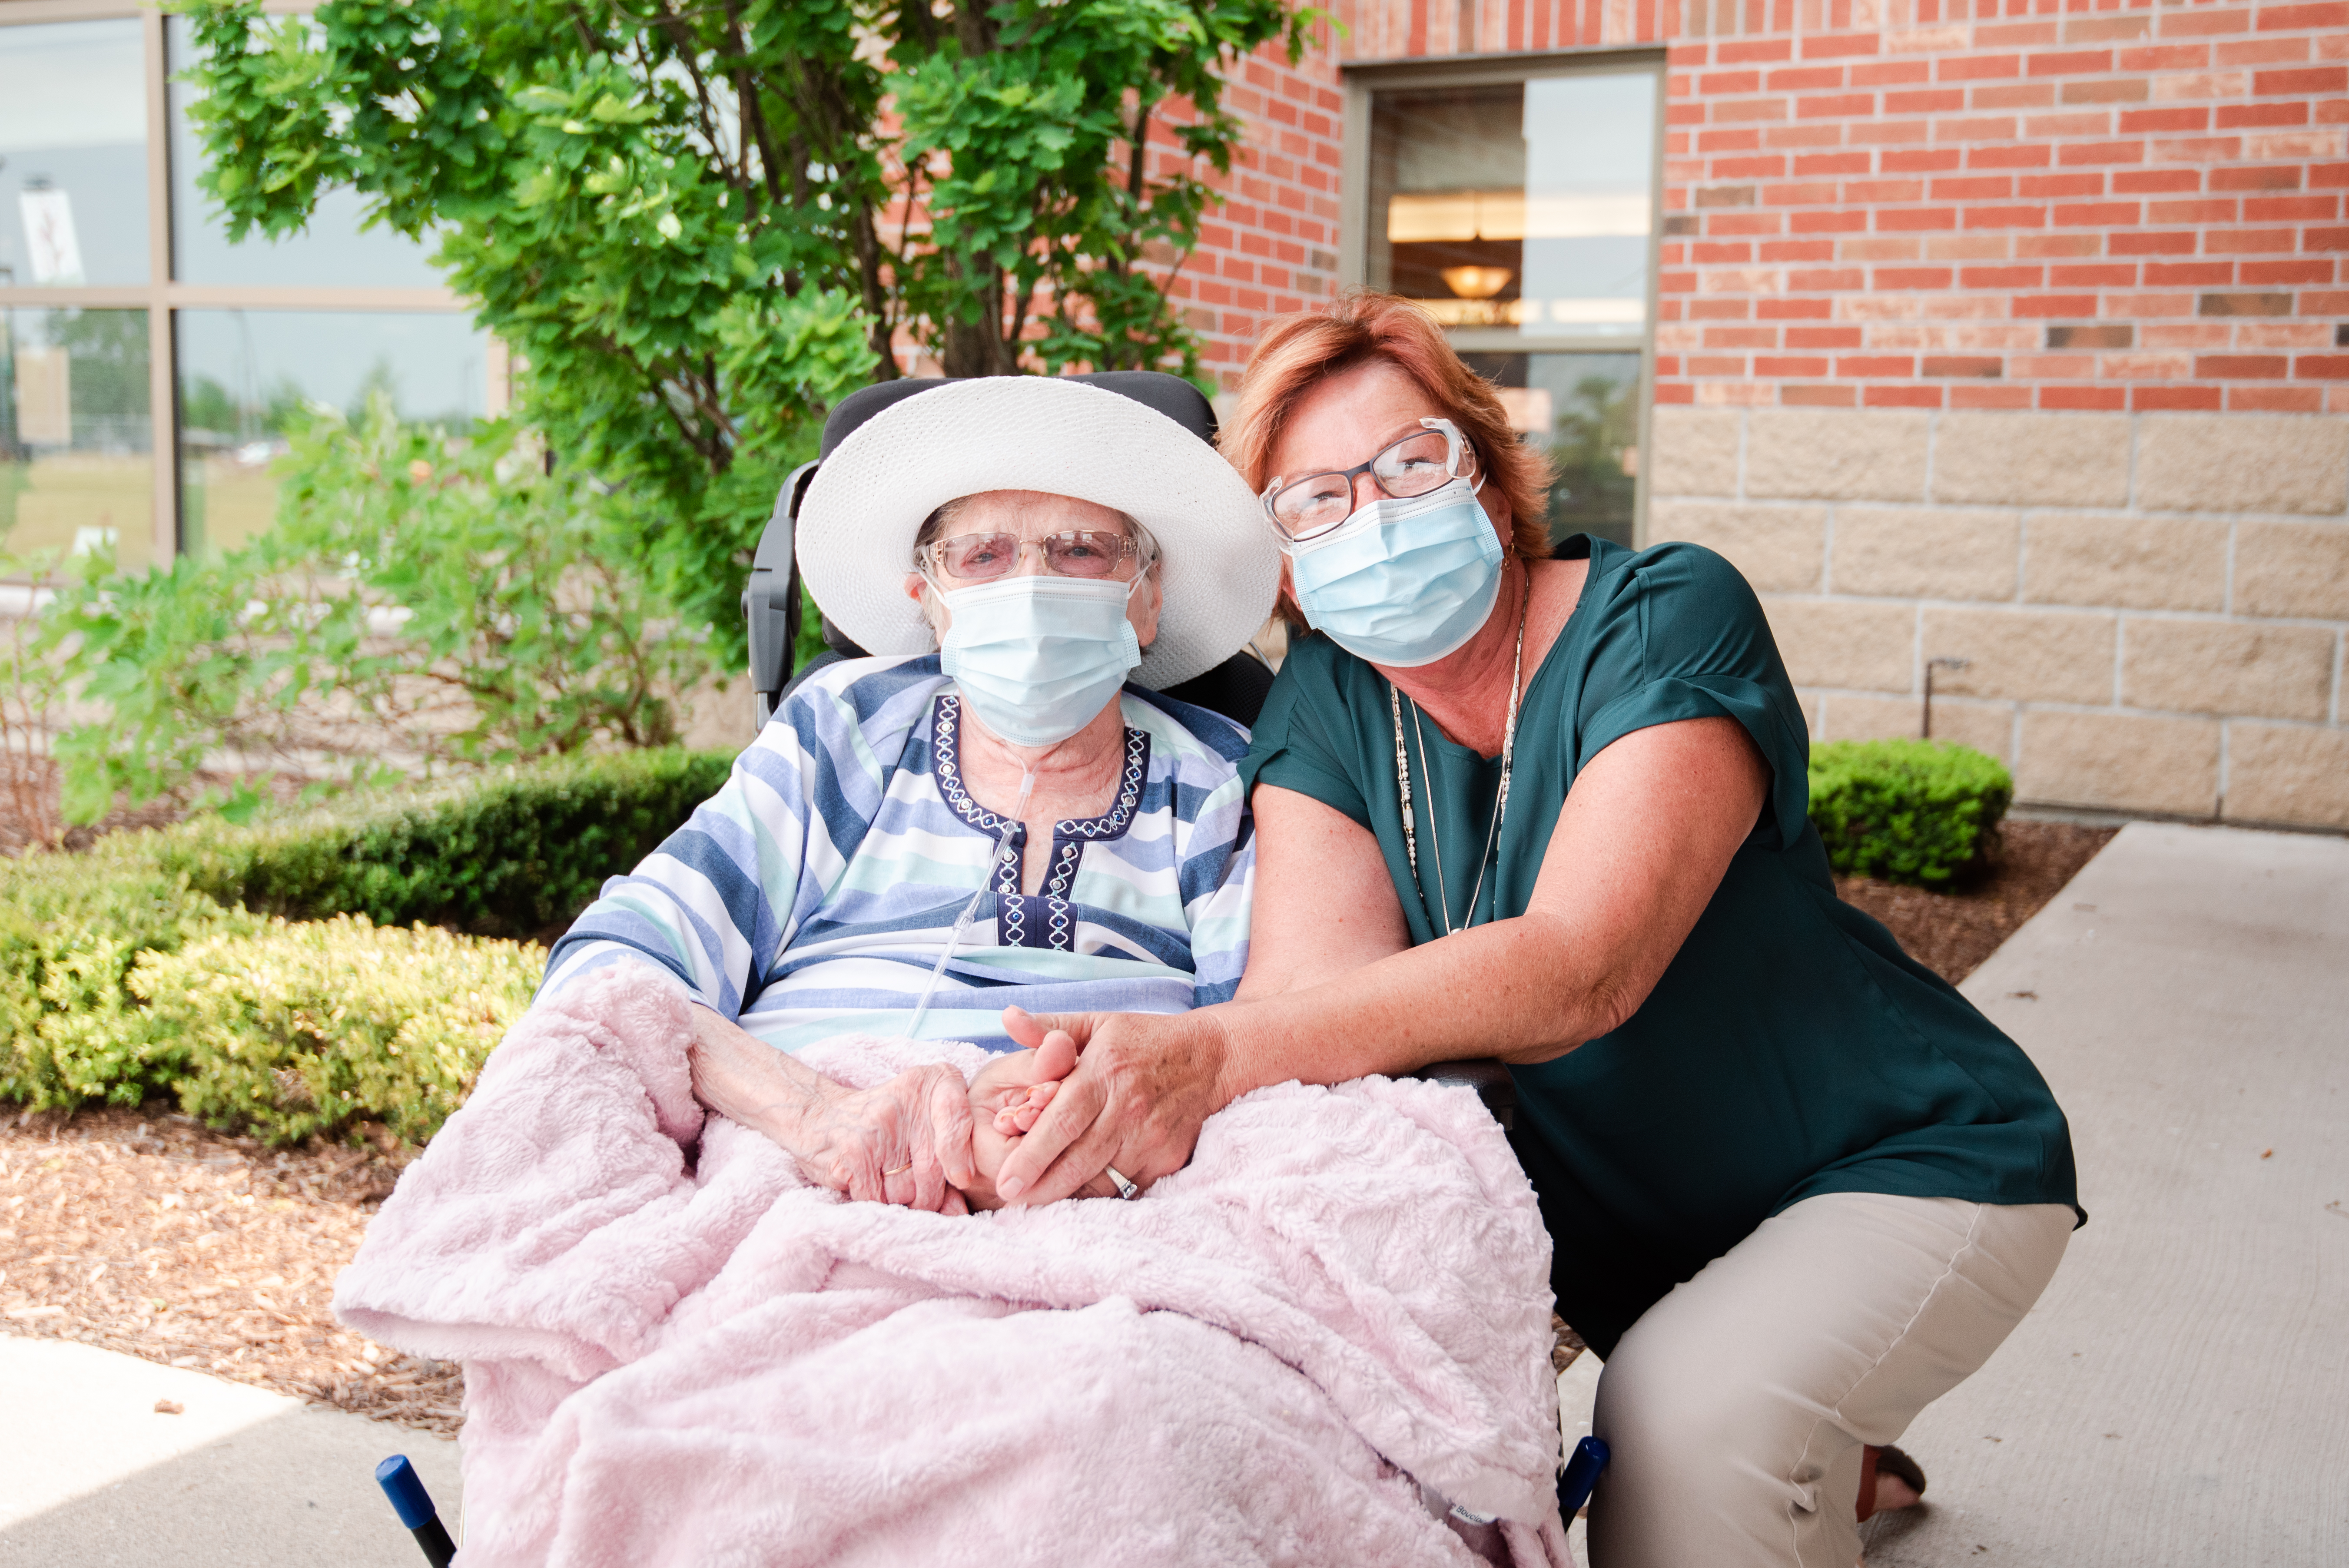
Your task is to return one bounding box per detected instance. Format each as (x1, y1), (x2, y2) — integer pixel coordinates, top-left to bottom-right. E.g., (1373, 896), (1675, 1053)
(1646, 408), (2349, 834)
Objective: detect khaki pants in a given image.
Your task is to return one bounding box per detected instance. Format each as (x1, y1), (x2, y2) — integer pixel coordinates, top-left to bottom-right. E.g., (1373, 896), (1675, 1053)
(1586, 1192), (2074, 1568)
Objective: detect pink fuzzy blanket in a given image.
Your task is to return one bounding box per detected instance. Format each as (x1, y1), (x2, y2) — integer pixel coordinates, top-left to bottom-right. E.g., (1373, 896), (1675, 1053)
(336, 966), (1569, 1567)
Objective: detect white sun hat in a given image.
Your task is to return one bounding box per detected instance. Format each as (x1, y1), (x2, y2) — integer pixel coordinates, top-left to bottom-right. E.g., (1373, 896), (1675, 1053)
(795, 375), (1281, 691)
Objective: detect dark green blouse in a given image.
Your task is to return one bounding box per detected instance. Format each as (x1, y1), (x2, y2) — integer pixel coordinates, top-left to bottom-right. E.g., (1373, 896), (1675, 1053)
(1240, 537), (2081, 1358)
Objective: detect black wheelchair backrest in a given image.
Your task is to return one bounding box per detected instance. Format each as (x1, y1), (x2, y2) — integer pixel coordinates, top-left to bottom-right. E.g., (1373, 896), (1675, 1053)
(741, 371), (1273, 731)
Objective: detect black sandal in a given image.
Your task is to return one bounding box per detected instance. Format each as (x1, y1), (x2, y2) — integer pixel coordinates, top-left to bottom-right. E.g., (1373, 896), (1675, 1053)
(1858, 1443), (1929, 1522)
(1875, 1443), (1927, 1500)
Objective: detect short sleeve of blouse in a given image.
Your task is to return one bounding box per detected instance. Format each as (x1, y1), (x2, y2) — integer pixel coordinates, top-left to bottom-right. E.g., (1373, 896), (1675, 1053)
(1238, 636), (1374, 829)
(1573, 542), (1813, 851)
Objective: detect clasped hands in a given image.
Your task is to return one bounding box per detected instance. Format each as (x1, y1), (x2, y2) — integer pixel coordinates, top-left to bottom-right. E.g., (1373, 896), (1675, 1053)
(683, 1003), (1227, 1213)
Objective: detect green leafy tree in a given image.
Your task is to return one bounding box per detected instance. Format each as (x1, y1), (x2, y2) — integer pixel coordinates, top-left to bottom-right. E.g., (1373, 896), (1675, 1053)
(176, 0), (1312, 655)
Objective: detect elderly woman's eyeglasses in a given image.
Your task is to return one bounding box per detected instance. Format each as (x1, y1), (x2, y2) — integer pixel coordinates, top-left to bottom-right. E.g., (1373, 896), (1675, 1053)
(919, 529), (1152, 583)
(1261, 418), (1479, 543)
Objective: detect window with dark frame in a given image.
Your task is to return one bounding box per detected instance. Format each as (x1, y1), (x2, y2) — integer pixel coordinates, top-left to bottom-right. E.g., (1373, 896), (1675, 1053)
(0, 2), (494, 571)
(1353, 60), (1660, 551)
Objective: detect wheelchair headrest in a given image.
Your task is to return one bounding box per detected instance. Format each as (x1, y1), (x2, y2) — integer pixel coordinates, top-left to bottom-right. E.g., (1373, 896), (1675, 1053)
(819, 371), (1217, 460)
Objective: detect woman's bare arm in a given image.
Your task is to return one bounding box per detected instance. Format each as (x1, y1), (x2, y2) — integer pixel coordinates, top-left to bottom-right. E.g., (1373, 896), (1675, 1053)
(1231, 786), (1412, 1002)
(1221, 714), (1766, 1075)
(995, 715), (1769, 1203)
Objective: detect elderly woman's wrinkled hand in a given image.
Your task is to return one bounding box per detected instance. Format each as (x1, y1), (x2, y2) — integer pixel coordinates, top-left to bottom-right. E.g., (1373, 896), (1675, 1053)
(989, 1005), (1235, 1205)
(684, 1004), (978, 1214)
(806, 1064), (980, 1214)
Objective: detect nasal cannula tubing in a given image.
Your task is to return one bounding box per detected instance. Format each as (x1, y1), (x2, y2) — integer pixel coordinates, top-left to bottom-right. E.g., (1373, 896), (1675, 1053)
(905, 763), (1037, 1038)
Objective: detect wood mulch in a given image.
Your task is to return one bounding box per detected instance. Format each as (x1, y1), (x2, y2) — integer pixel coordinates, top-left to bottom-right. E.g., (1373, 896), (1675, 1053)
(0, 814), (2113, 1437)
(1551, 1315), (1587, 1372)
(1833, 817), (2119, 985)
(0, 1104), (461, 1436)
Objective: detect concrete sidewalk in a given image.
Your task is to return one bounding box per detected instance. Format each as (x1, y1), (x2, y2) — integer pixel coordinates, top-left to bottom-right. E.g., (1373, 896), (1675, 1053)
(1861, 821), (2349, 1566)
(0, 1334), (459, 1565)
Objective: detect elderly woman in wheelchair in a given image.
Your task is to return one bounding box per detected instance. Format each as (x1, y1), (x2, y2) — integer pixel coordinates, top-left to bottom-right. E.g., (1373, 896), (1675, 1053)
(539, 373), (1279, 1211)
(344, 372), (1571, 1566)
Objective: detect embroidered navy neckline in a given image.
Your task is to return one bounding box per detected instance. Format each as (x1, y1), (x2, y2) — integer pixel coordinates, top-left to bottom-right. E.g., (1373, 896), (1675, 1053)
(930, 694), (1152, 942)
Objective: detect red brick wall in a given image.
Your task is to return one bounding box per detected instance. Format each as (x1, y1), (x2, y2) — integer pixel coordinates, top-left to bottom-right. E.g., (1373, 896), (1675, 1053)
(1658, 0), (2348, 413)
(1182, 0), (1683, 389)
(1161, 44), (1349, 391)
(1180, 3), (2349, 833)
(1185, 0), (2349, 410)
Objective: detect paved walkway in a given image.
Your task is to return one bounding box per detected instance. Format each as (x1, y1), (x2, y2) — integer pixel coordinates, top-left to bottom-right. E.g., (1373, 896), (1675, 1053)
(1861, 821), (2349, 1566)
(0, 1334), (459, 1566)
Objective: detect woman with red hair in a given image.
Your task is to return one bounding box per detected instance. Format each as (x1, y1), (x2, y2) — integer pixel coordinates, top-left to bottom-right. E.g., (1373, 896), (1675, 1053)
(995, 293), (2081, 1568)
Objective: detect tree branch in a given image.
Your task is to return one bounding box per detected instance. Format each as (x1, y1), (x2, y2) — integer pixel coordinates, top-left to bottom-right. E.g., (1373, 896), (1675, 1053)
(725, 2), (788, 211)
(565, 3), (604, 60)
(1116, 94), (1156, 280)
(850, 206), (900, 378)
(654, 7), (747, 209)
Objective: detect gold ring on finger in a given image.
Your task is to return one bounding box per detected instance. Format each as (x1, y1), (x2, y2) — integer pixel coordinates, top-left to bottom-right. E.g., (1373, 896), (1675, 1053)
(883, 1160), (913, 1177)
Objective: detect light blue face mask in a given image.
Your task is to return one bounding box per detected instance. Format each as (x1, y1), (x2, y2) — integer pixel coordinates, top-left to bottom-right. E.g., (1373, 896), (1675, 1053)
(937, 575), (1144, 748)
(1286, 478), (1505, 668)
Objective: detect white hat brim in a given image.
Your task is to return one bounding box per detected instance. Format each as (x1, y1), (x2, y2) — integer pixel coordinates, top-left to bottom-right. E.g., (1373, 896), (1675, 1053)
(796, 377), (1281, 691)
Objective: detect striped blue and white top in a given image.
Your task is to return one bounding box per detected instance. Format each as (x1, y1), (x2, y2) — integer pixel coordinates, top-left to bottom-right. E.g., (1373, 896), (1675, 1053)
(542, 654), (1257, 1054)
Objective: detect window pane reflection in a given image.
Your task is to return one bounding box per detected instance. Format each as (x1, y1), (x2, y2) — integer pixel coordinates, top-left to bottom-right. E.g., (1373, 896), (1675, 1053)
(1368, 73), (1654, 337)
(178, 310), (490, 556)
(1, 308), (155, 570)
(1466, 351), (1641, 549)
(0, 20), (150, 288)
(165, 17), (443, 289)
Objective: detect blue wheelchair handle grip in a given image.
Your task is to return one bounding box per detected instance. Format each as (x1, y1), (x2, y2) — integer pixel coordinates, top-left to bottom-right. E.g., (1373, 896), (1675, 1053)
(1560, 1435), (1610, 1516)
(376, 1455), (457, 1567)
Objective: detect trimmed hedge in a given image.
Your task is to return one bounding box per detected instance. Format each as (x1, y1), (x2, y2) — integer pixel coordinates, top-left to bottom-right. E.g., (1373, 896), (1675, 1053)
(1, 747), (732, 1136)
(156, 747), (735, 937)
(0, 848), (249, 1110)
(134, 915), (541, 1147)
(1808, 738), (2013, 888)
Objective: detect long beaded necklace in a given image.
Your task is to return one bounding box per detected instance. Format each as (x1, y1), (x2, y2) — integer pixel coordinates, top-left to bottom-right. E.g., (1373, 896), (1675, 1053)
(1389, 568), (1529, 937)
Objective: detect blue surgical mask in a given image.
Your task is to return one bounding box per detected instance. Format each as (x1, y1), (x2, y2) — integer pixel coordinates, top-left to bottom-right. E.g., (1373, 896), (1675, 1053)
(1286, 479), (1504, 667)
(937, 575), (1143, 748)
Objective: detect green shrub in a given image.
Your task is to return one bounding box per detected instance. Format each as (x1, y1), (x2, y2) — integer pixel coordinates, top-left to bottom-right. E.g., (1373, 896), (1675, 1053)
(133, 915), (543, 1146)
(1808, 738), (2014, 888)
(154, 746), (735, 938)
(42, 407), (725, 825)
(1, 746), (727, 1132)
(0, 847), (252, 1110)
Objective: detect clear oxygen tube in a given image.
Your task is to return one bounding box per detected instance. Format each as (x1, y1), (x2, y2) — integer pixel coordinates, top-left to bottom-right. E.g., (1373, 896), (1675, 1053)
(905, 765), (1036, 1038)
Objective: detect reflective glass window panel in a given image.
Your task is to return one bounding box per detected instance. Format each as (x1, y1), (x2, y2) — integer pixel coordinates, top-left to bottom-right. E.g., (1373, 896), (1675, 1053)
(0, 308), (156, 570)
(1367, 72), (1655, 338)
(0, 20), (150, 288)
(166, 17), (443, 289)
(177, 309), (490, 555)
(1520, 74), (1654, 338)
(1464, 351), (1641, 550)
(1367, 86), (1522, 328)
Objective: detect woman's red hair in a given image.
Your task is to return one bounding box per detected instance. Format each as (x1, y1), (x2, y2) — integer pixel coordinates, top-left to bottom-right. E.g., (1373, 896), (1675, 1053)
(1220, 291), (1554, 567)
